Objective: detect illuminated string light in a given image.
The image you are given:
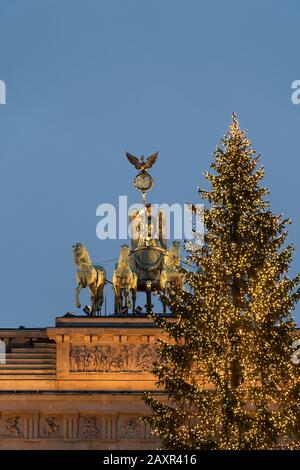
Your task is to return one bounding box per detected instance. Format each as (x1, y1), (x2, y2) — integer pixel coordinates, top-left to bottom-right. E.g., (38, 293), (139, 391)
(143, 113), (300, 450)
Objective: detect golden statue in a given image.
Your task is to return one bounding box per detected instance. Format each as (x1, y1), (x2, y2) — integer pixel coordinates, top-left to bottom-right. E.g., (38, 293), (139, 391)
(126, 152), (158, 171)
(126, 152), (158, 205)
(113, 244), (138, 314)
(125, 150), (185, 313)
(73, 243), (106, 315)
(129, 204), (167, 251)
(160, 241), (184, 313)
(69, 150), (185, 317)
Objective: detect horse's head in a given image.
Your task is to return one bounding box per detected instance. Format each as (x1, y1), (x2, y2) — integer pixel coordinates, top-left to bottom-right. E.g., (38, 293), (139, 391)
(73, 243), (91, 266)
(120, 243), (130, 256)
(118, 244), (130, 265)
(73, 243), (82, 264)
(167, 241), (181, 266)
(73, 243), (82, 252)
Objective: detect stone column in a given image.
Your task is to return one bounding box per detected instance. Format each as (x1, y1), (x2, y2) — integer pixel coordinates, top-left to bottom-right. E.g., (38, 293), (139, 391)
(24, 413), (39, 439)
(49, 334), (70, 379)
(64, 413), (78, 440)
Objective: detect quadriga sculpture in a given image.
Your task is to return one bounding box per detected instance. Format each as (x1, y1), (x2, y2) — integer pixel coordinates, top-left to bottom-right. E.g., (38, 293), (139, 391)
(73, 242), (106, 315)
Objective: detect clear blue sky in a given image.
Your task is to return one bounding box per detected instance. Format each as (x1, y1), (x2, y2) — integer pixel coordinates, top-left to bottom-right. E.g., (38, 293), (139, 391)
(0, 0), (299, 327)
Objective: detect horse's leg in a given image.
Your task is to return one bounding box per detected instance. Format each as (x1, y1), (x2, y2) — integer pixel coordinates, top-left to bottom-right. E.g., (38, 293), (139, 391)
(93, 289), (100, 316)
(121, 288), (126, 313)
(118, 287), (122, 313)
(163, 287), (167, 315)
(126, 284), (132, 309)
(114, 286), (120, 314)
(159, 276), (166, 315)
(164, 281), (170, 315)
(118, 287), (122, 314)
(97, 283), (104, 316)
(114, 288), (118, 314)
(160, 277), (167, 315)
(145, 282), (152, 314)
(89, 285), (98, 316)
(76, 283), (82, 309)
(131, 287), (136, 315)
(113, 274), (118, 314)
(92, 284), (99, 316)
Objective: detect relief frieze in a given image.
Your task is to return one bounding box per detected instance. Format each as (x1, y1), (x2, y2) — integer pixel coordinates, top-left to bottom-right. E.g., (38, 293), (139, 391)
(70, 343), (156, 373)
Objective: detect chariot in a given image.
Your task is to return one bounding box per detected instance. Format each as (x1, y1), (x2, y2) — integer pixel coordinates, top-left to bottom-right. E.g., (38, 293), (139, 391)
(73, 151), (184, 316)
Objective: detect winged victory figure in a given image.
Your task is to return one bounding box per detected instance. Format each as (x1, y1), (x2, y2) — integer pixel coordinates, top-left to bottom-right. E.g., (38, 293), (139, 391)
(126, 152), (158, 171)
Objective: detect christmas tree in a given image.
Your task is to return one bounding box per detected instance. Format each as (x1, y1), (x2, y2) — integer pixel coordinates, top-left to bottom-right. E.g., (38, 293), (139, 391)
(143, 114), (300, 450)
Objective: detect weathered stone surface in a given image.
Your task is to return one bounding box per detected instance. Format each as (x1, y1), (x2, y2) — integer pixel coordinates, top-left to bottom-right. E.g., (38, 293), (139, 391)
(0, 394), (159, 449)
(69, 343), (156, 373)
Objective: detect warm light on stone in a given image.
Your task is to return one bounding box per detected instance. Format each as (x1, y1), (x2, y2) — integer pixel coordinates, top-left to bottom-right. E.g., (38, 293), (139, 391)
(0, 316), (163, 449)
